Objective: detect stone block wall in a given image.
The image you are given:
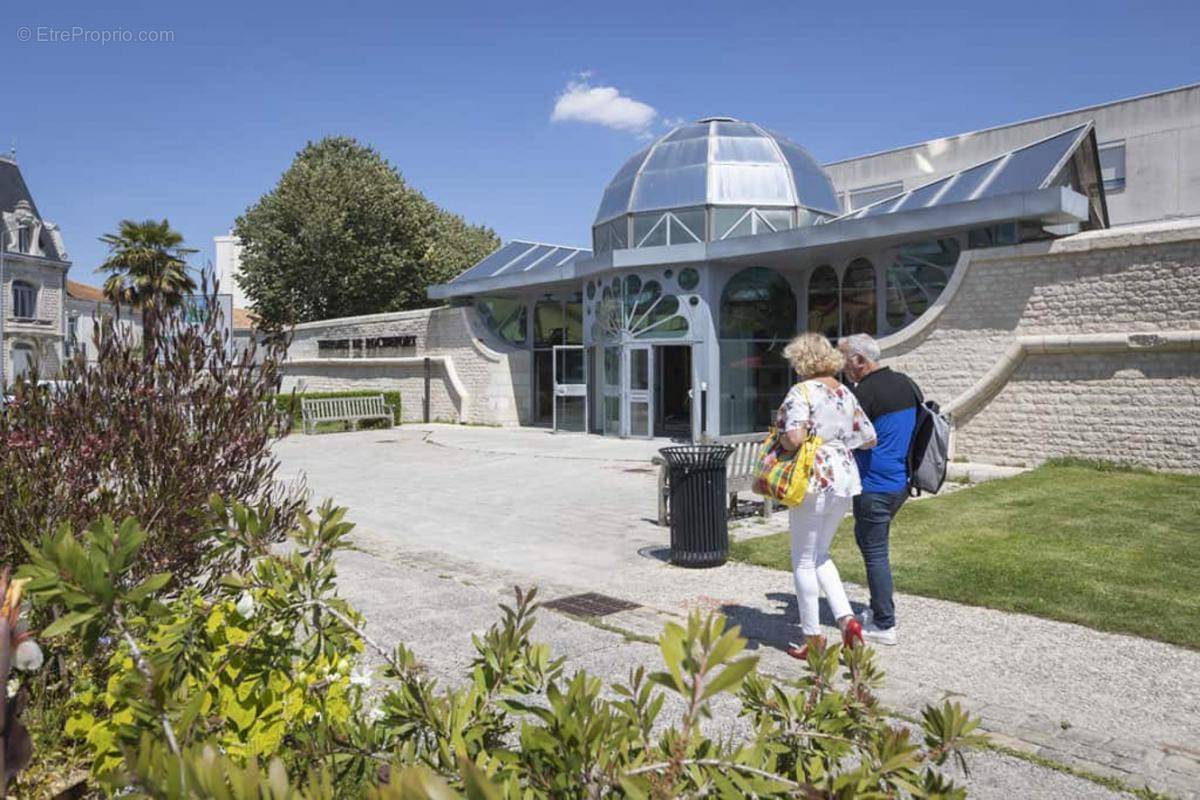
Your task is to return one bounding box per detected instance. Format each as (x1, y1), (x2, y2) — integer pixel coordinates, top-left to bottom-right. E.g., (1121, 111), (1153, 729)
(281, 306), (531, 426)
(953, 349), (1199, 470)
(882, 219), (1200, 471)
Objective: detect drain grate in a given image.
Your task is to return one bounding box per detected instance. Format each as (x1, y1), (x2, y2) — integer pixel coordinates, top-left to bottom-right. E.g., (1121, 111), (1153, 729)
(543, 592), (640, 618)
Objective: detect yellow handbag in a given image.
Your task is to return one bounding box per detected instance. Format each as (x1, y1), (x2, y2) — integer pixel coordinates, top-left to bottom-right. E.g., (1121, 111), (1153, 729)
(752, 384), (823, 508)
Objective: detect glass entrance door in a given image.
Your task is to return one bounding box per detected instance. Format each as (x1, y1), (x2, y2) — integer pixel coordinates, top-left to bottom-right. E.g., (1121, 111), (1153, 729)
(602, 345), (622, 437)
(552, 345), (586, 433)
(625, 344), (653, 438)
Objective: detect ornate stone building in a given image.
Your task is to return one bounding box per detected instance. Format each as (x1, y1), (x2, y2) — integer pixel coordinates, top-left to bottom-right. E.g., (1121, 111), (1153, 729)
(0, 155), (69, 385)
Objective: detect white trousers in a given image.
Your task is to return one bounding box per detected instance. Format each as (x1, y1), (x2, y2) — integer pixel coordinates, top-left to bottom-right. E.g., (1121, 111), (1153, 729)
(789, 492), (854, 636)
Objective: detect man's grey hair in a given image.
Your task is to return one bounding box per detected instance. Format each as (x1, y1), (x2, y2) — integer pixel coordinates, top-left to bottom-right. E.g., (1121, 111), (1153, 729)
(839, 333), (881, 363)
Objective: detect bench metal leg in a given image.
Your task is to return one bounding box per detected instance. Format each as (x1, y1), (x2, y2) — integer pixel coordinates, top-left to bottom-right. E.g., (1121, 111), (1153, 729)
(761, 497), (774, 517)
(729, 491), (738, 515)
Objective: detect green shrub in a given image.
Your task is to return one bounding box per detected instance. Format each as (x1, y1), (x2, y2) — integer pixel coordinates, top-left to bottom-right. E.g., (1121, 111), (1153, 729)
(276, 390), (403, 427)
(18, 500), (985, 798)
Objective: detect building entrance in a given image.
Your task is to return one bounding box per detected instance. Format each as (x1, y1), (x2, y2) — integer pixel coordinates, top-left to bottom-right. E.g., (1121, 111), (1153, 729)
(655, 345), (692, 439)
(532, 349), (554, 426)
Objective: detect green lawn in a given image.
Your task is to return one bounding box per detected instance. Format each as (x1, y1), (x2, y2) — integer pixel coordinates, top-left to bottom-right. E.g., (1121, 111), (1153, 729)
(729, 460), (1200, 649)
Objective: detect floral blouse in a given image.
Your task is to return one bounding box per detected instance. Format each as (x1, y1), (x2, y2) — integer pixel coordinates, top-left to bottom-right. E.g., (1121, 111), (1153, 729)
(776, 380), (877, 497)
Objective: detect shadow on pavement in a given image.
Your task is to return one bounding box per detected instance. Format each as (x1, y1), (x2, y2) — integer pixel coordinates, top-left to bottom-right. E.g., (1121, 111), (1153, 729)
(720, 592), (870, 653)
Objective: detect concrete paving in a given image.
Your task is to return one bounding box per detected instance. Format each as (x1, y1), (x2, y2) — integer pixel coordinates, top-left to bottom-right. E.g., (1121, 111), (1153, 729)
(276, 425), (1199, 798)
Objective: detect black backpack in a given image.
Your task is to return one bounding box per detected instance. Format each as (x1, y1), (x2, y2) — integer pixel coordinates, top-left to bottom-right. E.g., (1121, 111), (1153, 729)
(905, 379), (950, 496)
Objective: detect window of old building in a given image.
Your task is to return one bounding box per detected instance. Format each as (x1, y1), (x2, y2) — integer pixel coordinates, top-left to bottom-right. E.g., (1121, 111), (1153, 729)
(12, 281), (37, 319)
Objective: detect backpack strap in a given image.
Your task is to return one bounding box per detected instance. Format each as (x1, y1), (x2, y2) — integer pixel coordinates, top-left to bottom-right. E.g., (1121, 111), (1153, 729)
(904, 375), (928, 497)
(905, 374), (925, 407)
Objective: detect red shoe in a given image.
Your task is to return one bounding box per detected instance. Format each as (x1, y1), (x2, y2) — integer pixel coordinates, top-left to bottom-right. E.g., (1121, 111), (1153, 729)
(786, 635), (825, 660)
(842, 618), (865, 649)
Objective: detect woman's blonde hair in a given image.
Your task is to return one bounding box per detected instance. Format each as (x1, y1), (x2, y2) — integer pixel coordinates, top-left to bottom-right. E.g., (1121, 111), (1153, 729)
(783, 333), (844, 379)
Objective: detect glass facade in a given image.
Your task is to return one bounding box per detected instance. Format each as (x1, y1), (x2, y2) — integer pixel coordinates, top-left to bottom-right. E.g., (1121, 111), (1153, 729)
(632, 209), (704, 248)
(531, 295), (583, 426)
(806, 266), (839, 339)
(840, 259), (876, 336)
(720, 268), (795, 339)
(720, 267), (796, 434)
(720, 341), (790, 435)
(713, 207), (795, 240)
(476, 297), (527, 346)
(884, 238), (962, 333)
(534, 298), (583, 347)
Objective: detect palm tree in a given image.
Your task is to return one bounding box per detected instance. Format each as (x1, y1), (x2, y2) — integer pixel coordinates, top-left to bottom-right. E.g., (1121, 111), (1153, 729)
(98, 219), (198, 349)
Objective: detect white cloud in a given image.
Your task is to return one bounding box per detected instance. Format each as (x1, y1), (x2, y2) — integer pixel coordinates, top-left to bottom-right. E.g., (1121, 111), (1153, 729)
(551, 76), (657, 134)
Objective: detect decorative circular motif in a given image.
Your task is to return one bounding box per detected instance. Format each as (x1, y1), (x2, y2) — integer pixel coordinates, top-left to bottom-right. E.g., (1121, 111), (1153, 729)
(688, 296), (699, 306)
(665, 269), (674, 279)
(596, 273), (690, 341)
(678, 267), (699, 291)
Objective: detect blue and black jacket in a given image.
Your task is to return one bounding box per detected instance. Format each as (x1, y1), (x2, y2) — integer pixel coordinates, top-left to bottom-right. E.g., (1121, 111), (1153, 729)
(850, 367), (923, 494)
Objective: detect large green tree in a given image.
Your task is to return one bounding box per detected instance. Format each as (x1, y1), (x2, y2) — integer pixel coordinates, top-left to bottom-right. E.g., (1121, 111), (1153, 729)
(233, 136), (498, 328)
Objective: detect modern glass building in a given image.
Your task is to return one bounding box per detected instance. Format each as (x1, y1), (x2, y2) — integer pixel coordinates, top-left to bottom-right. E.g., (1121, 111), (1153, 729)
(428, 117), (1109, 440)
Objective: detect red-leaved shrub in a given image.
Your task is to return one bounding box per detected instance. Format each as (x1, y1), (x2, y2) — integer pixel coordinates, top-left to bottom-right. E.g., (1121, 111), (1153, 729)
(0, 284), (302, 585)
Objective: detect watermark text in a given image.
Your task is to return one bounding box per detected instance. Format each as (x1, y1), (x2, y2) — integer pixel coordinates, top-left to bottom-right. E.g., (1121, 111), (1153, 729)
(16, 26), (175, 44)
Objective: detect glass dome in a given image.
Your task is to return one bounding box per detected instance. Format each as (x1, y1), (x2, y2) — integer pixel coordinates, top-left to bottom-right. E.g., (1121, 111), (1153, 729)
(593, 118), (840, 252)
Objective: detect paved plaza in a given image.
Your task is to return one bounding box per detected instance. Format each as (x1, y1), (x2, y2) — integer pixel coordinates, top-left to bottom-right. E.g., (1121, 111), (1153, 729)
(276, 425), (1200, 798)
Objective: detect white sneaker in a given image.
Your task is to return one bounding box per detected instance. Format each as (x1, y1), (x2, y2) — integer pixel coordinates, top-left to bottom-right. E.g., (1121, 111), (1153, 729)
(862, 621), (898, 646)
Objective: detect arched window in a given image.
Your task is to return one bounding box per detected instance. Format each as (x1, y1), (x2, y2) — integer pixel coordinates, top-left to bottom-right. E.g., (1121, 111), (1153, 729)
(11, 281), (37, 319)
(840, 259), (876, 336)
(806, 265), (839, 340)
(718, 268), (796, 434)
(10, 342), (35, 382)
(884, 238), (961, 333)
(719, 267), (796, 339)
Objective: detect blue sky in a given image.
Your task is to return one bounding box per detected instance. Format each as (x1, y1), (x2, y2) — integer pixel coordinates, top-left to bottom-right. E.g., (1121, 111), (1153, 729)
(8, 0), (1199, 286)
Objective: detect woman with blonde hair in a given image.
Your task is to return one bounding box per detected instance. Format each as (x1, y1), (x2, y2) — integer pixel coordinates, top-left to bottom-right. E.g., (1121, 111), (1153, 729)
(774, 333), (877, 658)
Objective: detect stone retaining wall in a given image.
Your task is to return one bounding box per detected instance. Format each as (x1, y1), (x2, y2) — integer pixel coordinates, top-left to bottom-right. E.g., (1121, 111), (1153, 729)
(881, 219), (1200, 471)
(281, 306), (531, 425)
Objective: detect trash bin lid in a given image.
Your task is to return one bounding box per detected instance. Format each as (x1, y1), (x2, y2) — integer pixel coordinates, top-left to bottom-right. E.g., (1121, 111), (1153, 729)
(657, 444), (734, 468)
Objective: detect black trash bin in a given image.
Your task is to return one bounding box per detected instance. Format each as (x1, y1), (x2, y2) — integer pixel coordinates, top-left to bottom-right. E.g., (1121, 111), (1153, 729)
(659, 445), (734, 568)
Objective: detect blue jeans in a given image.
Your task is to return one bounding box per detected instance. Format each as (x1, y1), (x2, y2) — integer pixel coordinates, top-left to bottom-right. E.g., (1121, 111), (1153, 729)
(852, 490), (908, 630)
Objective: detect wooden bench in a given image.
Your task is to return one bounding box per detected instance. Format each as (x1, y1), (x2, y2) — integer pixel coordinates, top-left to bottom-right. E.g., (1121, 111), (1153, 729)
(652, 432), (775, 526)
(300, 395), (395, 435)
